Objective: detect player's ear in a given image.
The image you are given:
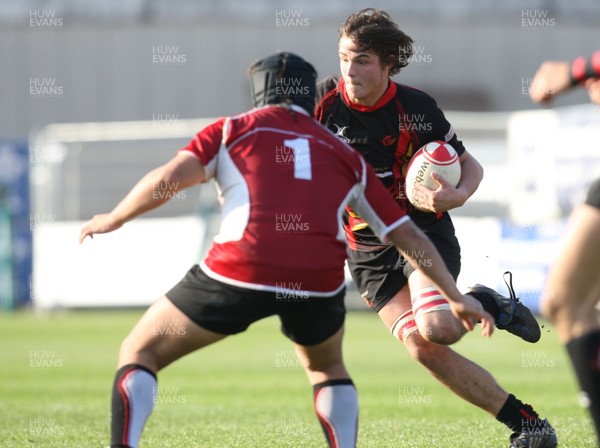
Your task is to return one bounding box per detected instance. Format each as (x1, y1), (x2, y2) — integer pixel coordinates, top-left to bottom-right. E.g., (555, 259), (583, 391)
(382, 53), (396, 73)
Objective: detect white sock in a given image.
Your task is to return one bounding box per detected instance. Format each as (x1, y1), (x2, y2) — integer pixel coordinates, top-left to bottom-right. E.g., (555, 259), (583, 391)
(313, 379), (358, 448)
(111, 364), (157, 448)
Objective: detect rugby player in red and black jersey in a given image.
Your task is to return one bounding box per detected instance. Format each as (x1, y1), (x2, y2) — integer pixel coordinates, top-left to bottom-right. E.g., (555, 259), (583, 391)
(529, 50), (600, 104)
(315, 9), (557, 448)
(79, 52), (493, 448)
(533, 51), (600, 446)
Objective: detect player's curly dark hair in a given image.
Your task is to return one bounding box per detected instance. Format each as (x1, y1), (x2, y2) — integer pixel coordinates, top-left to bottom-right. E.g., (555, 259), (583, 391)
(339, 8), (413, 76)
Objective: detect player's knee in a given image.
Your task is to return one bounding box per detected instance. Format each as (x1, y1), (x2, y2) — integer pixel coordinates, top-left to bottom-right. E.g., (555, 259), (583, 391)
(302, 357), (344, 375)
(118, 334), (134, 358)
(405, 337), (447, 367)
(541, 291), (586, 332)
(416, 315), (462, 345)
(540, 288), (575, 326)
(118, 335), (158, 370)
(411, 288), (461, 345)
(540, 294), (559, 324)
(118, 335), (140, 363)
(422, 329), (461, 345)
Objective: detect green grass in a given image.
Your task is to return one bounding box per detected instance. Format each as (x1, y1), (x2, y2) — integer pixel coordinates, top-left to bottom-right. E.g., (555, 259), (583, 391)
(0, 310), (595, 447)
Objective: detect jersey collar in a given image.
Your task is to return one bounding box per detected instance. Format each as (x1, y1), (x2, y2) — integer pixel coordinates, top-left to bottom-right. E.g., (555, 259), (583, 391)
(261, 103), (311, 116)
(339, 78), (397, 112)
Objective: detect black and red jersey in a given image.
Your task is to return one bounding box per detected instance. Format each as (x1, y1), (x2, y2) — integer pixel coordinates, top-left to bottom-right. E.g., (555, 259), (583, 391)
(315, 76), (465, 251)
(180, 104), (409, 296)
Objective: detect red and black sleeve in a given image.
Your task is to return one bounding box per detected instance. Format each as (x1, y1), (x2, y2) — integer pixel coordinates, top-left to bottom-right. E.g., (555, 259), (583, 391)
(570, 50), (600, 86)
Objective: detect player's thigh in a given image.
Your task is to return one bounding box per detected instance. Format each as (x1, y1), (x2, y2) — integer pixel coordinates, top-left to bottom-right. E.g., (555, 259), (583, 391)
(377, 285), (412, 330)
(121, 265), (275, 371)
(407, 269), (463, 343)
(120, 295), (227, 371)
(542, 204), (600, 337)
(346, 246), (407, 314)
(377, 285), (437, 345)
(279, 290), (348, 379)
(280, 289), (346, 351)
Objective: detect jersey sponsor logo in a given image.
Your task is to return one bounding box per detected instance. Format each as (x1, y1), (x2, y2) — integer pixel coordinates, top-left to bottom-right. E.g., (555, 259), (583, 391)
(360, 290), (374, 307)
(329, 122), (368, 145)
(444, 126), (455, 142)
(332, 123), (350, 138)
(382, 135), (396, 146)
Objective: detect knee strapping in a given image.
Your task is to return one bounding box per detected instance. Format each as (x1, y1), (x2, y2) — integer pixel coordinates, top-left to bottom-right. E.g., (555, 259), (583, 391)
(390, 310), (418, 342)
(411, 286), (450, 320)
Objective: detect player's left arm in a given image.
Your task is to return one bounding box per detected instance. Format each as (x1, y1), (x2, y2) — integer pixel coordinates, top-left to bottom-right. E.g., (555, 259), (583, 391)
(453, 149), (484, 207)
(411, 96), (484, 213)
(79, 151), (206, 243)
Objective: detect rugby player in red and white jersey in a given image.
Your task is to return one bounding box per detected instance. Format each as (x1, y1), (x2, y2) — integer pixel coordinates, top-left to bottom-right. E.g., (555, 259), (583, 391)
(79, 52), (492, 448)
(315, 9), (557, 448)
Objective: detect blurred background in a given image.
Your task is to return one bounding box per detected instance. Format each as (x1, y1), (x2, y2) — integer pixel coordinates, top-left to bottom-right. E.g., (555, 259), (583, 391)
(1, 0), (599, 312)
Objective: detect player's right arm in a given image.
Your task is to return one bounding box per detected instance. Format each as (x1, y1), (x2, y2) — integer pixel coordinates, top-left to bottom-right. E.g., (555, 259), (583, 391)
(79, 151), (206, 243)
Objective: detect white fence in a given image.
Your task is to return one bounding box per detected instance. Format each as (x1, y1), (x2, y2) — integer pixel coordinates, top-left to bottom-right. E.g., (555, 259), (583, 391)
(29, 105), (600, 311)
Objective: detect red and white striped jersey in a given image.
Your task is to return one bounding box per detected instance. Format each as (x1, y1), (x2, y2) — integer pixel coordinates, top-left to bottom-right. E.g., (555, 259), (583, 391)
(181, 105), (409, 296)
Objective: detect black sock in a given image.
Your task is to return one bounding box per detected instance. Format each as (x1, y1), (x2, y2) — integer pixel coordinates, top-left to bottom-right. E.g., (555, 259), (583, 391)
(468, 291), (501, 320)
(566, 329), (600, 446)
(496, 393), (542, 433)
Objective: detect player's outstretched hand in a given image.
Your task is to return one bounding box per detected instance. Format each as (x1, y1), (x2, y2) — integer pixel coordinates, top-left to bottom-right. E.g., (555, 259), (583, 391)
(79, 213), (122, 244)
(529, 60), (571, 103)
(449, 296), (495, 338)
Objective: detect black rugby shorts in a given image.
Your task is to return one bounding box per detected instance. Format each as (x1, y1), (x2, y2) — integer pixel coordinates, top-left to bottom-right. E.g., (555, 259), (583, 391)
(347, 213), (461, 312)
(166, 265), (346, 346)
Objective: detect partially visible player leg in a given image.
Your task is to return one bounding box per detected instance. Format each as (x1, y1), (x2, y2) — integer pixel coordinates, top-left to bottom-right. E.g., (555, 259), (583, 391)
(380, 287), (556, 447)
(406, 215), (541, 343)
(294, 327), (357, 448)
(380, 286), (506, 414)
(406, 267), (472, 345)
(286, 293), (357, 448)
(541, 203), (600, 445)
(111, 295), (227, 448)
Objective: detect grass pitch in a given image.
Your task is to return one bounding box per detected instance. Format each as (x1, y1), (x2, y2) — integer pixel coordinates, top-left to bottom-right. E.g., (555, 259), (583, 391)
(0, 309), (595, 447)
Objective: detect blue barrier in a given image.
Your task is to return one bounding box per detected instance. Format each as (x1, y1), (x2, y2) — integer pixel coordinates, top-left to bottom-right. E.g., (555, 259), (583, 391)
(0, 141), (31, 308)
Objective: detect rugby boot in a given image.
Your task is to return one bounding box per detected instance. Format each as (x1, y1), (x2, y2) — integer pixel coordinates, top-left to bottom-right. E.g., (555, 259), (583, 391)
(509, 418), (558, 448)
(468, 271), (541, 343)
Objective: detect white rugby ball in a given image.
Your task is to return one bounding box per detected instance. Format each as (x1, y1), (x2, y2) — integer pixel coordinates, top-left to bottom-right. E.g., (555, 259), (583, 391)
(405, 140), (461, 211)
